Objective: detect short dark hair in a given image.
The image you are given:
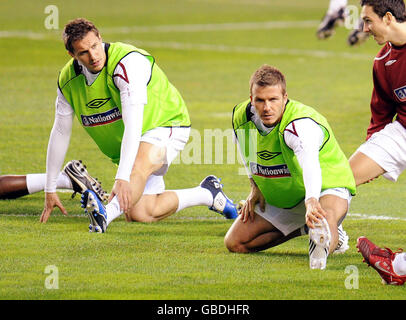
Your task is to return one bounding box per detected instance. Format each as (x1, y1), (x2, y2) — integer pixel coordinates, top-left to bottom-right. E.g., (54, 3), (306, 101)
(361, 0), (406, 22)
(249, 65), (286, 95)
(63, 18), (100, 53)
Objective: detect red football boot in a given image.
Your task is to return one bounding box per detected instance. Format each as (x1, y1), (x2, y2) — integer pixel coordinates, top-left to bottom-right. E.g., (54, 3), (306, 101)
(356, 236), (406, 285)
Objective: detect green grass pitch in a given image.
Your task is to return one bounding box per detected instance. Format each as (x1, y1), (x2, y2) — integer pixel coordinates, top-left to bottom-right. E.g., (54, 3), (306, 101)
(1, 0), (406, 300)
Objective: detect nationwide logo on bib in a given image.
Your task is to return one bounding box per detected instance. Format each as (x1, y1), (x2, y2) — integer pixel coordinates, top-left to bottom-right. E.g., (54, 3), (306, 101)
(81, 107), (122, 127)
(394, 85), (406, 102)
(249, 162), (291, 178)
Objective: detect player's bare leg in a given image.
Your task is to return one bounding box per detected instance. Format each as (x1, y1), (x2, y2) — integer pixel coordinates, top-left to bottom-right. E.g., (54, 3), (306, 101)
(82, 142), (169, 231)
(126, 192), (179, 222)
(1, 161), (99, 202)
(107, 141), (170, 222)
(87, 141), (237, 230)
(318, 194), (348, 254)
(349, 151), (385, 186)
(127, 142), (167, 214)
(123, 141), (238, 222)
(0, 175), (29, 199)
(224, 214), (303, 253)
(307, 194), (348, 269)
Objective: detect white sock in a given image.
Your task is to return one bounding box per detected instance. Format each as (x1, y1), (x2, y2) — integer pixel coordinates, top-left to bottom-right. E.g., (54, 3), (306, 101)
(327, 0), (347, 14)
(26, 172), (72, 194)
(393, 252), (406, 276)
(106, 196), (123, 225)
(56, 172), (73, 189)
(173, 186), (213, 213)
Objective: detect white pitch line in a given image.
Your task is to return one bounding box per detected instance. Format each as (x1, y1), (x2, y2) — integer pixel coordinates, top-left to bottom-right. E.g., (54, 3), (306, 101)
(0, 21), (372, 61)
(100, 20), (319, 34)
(347, 213), (406, 221)
(0, 20), (320, 39)
(128, 40), (373, 61)
(0, 30), (49, 40)
(0, 31), (371, 61)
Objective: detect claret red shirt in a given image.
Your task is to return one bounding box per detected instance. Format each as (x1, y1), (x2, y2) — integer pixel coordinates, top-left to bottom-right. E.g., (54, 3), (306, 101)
(367, 42), (406, 139)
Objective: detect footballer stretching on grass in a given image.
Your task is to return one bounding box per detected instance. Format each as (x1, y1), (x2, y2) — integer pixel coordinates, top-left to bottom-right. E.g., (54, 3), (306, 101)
(40, 18), (238, 232)
(224, 65), (356, 270)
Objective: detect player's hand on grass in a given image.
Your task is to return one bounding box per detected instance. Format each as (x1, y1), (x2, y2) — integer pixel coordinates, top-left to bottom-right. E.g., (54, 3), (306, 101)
(109, 179), (133, 213)
(240, 180), (265, 223)
(40, 192), (68, 223)
(305, 197), (327, 229)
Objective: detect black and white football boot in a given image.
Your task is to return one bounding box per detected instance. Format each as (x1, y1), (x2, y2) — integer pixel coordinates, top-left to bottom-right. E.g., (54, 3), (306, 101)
(63, 160), (108, 202)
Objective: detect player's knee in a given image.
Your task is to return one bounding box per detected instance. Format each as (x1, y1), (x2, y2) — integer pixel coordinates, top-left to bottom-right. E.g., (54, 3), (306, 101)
(133, 151), (165, 179)
(224, 235), (246, 253)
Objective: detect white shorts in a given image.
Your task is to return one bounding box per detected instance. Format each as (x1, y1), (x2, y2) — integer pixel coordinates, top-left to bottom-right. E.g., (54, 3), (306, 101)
(140, 126), (190, 195)
(357, 121), (406, 181)
(255, 188), (352, 236)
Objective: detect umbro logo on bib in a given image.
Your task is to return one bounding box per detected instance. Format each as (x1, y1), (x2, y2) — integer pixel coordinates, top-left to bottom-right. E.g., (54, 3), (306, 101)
(257, 150), (281, 161)
(86, 98), (111, 109)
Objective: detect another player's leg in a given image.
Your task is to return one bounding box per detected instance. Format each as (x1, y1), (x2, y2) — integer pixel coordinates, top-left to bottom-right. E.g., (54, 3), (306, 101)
(0, 160), (105, 201)
(350, 122), (406, 186)
(349, 151), (385, 186)
(356, 237), (406, 285)
(122, 142), (236, 222)
(82, 180), (237, 232)
(81, 142), (164, 232)
(0, 172), (72, 199)
(124, 175), (238, 223)
(0, 175), (30, 199)
(316, 0), (347, 39)
(347, 19), (369, 46)
(82, 132), (237, 232)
